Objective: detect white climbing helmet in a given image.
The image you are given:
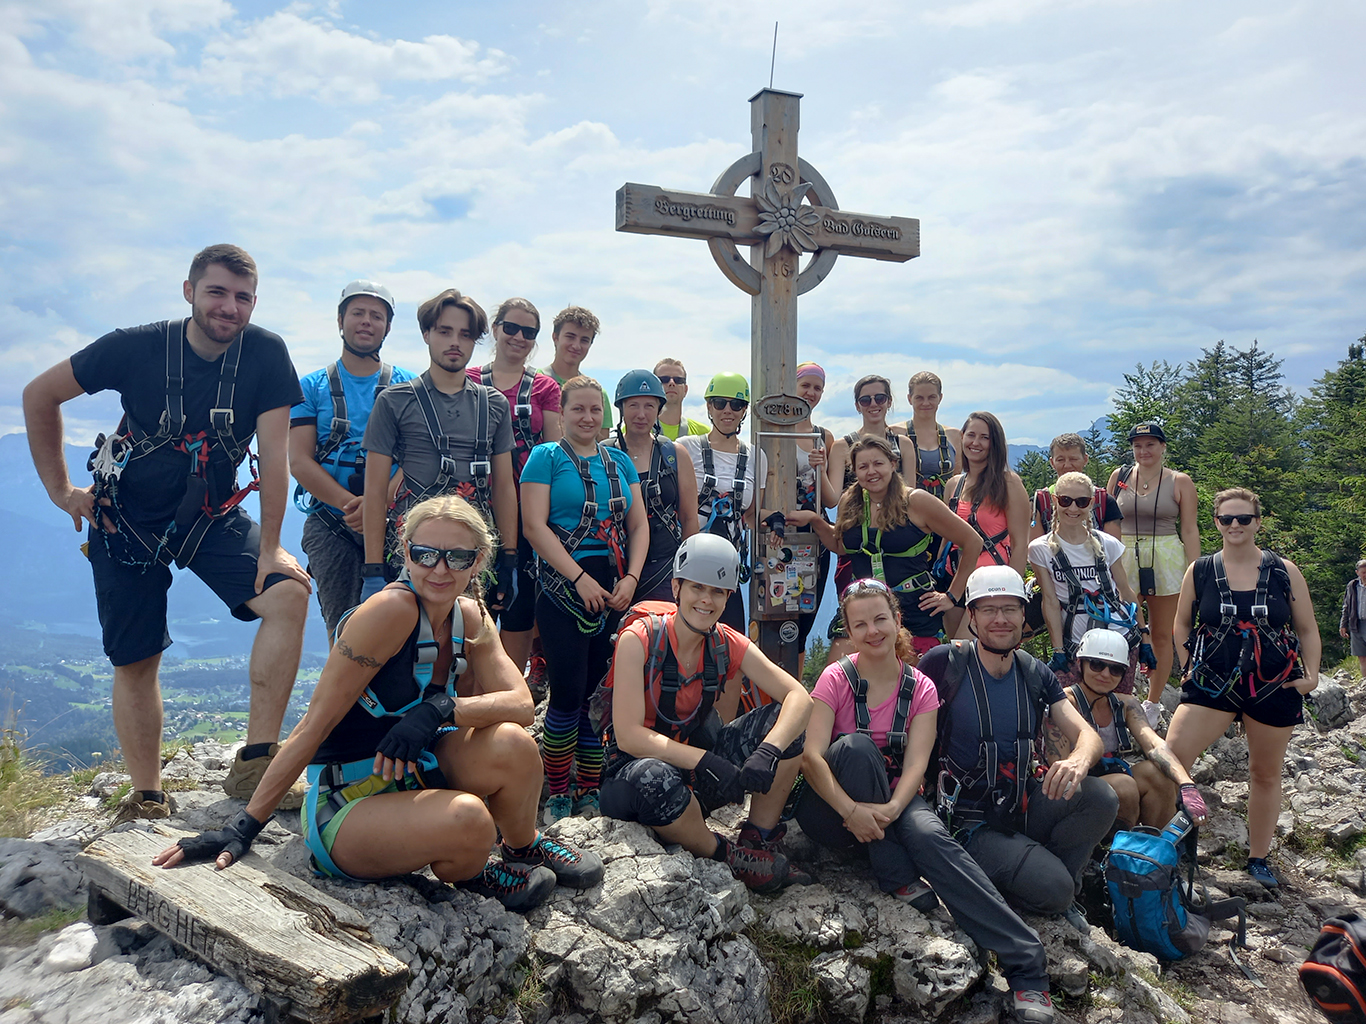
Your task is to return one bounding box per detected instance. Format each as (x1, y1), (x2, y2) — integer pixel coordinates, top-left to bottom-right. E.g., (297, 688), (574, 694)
(964, 565), (1027, 607)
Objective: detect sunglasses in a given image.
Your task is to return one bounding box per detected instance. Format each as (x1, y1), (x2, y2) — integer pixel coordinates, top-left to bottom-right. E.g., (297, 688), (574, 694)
(842, 577), (892, 600)
(1057, 494), (1092, 509)
(495, 321), (539, 341)
(1083, 658), (1126, 679)
(857, 393), (892, 408)
(407, 543), (480, 571)
(708, 397), (748, 412)
(657, 375), (686, 385)
(1216, 514), (1257, 526)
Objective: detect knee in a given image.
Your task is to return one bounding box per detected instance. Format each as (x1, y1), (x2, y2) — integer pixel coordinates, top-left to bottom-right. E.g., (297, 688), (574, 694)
(828, 731), (881, 766)
(492, 723), (542, 775)
(263, 579), (311, 622)
(433, 794), (497, 881)
(1015, 848), (1075, 915)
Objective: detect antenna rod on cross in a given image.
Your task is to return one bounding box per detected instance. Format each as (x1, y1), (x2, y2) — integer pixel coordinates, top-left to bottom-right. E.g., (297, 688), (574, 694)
(769, 22), (778, 89)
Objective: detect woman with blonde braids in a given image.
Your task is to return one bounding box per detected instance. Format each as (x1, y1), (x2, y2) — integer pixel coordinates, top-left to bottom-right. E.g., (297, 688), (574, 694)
(789, 435), (980, 663)
(1027, 472), (1156, 708)
(155, 495), (603, 911)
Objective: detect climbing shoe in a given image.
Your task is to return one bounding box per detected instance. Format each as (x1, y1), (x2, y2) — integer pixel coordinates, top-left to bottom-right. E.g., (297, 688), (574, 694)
(223, 743), (305, 810)
(1247, 857), (1280, 888)
(717, 834), (788, 894)
(892, 880), (939, 913)
(526, 651), (548, 700)
(736, 821), (813, 887)
(112, 790), (176, 826)
(502, 831), (605, 889)
(1010, 989), (1055, 1024)
(571, 788), (600, 818)
(542, 793), (572, 825)
(458, 859), (557, 912)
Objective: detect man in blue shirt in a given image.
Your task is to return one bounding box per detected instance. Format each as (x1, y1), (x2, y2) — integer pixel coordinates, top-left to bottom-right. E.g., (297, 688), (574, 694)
(290, 281), (414, 640)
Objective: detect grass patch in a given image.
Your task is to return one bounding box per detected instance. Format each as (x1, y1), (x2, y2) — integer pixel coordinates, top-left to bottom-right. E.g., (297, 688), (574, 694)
(0, 906), (85, 947)
(1342, 743), (1362, 765)
(102, 781), (133, 812)
(0, 707), (81, 838)
(748, 928), (827, 1024)
(1286, 826), (1366, 866)
(1133, 964), (1200, 1013)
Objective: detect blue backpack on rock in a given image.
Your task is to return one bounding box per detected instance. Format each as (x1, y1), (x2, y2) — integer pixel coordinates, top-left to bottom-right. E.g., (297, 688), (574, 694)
(1105, 810), (1257, 979)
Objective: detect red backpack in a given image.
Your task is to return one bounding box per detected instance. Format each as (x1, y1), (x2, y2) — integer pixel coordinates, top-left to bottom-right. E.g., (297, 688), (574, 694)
(592, 601), (733, 743)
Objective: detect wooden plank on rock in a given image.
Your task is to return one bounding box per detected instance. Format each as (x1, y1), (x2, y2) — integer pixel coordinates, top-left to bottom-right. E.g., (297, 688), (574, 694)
(76, 824), (409, 1024)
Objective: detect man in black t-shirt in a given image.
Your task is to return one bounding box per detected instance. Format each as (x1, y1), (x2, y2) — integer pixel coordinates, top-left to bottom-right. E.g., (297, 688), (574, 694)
(918, 567), (1116, 936)
(23, 244), (312, 824)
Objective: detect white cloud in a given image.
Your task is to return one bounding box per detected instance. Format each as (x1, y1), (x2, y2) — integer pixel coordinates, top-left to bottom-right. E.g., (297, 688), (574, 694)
(194, 12), (509, 101)
(4, 0), (231, 59)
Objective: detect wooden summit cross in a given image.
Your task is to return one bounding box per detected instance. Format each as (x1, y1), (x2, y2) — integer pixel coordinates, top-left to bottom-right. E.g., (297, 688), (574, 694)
(616, 88), (919, 669)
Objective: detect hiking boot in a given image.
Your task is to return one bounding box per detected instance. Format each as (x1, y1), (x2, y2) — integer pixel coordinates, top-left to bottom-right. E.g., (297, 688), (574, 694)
(1063, 901), (1091, 936)
(458, 859), (557, 912)
(1010, 989), (1055, 1024)
(111, 790), (176, 826)
(720, 835), (789, 894)
(1247, 857), (1280, 888)
(893, 880), (939, 913)
(502, 831), (605, 889)
(571, 788), (600, 818)
(526, 653), (548, 700)
(736, 821), (813, 887)
(223, 744), (306, 810)
(542, 794), (572, 825)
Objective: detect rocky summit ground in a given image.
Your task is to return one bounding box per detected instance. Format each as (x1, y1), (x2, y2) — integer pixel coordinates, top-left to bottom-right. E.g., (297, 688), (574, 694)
(2, 674), (1364, 1024)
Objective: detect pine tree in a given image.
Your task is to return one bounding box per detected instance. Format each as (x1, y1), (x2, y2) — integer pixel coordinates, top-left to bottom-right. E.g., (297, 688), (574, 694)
(1015, 450), (1053, 495)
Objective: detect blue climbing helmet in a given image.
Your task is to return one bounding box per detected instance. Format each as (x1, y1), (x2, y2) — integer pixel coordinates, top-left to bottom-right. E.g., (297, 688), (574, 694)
(614, 369), (667, 410)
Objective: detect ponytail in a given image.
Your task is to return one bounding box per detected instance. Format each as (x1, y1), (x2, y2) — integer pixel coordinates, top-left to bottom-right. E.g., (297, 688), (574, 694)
(895, 627), (917, 665)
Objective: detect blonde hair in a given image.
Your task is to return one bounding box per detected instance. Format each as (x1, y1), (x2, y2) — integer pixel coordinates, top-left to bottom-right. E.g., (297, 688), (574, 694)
(400, 495), (496, 604)
(559, 374), (604, 410)
(1046, 471), (1106, 563)
(838, 584), (916, 663)
(834, 436), (913, 537)
(1213, 487), (1260, 518)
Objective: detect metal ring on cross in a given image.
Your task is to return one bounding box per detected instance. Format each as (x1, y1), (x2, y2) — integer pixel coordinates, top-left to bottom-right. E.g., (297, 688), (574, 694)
(706, 152), (840, 296)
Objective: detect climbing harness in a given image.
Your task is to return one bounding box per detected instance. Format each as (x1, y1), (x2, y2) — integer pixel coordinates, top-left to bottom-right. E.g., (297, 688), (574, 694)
(479, 363), (538, 464)
(837, 655), (919, 776)
(1187, 550), (1300, 700)
(697, 438), (753, 583)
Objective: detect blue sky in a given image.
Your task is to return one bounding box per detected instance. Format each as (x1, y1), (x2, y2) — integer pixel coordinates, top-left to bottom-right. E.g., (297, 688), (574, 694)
(4, 0), (1364, 450)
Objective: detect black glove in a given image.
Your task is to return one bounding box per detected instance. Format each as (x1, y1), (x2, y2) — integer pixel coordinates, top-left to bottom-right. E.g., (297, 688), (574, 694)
(1138, 642), (1157, 670)
(695, 750), (745, 806)
(376, 693), (456, 767)
(491, 549), (518, 609)
(740, 741), (783, 794)
(176, 809), (268, 864)
(1049, 650), (1070, 673)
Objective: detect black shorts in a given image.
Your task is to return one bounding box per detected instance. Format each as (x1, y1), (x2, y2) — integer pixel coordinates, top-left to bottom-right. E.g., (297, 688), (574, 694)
(1179, 672), (1304, 729)
(88, 508), (290, 666)
(600, 702), (803, 827)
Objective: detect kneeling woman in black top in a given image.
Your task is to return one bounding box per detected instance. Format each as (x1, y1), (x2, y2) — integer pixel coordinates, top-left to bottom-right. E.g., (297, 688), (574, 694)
(789, 435), (981, 662)
(156, 495), (602, 912)
(1166, 487), (1320, 890)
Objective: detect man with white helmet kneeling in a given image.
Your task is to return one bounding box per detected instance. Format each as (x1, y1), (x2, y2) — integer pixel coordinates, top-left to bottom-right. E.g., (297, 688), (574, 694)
(599, 533), (813, 892)
(918, 566), (1118, 986)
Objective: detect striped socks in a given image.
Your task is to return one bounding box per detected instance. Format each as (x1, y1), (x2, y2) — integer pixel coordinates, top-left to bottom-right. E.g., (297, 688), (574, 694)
(542, 706), (578, 797)
(575, 705), (603, 793)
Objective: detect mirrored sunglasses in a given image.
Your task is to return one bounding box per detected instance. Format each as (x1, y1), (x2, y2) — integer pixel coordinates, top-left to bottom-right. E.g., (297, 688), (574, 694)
(407, 543), (480, 571)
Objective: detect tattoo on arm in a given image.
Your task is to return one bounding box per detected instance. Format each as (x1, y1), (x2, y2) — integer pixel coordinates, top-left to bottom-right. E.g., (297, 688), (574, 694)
(1146, 744), (1185, 783)
(1042, 714), (1072, 765)
(337, 641), (383, 669)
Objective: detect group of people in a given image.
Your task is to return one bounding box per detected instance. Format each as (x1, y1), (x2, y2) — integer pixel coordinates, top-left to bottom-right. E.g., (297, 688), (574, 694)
(24, 245), (1330, 1024)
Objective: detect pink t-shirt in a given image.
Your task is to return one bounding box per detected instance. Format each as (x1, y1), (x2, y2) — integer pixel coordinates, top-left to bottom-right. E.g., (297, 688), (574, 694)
(810, 653), (940, 749)
(466, 366), (561, 474)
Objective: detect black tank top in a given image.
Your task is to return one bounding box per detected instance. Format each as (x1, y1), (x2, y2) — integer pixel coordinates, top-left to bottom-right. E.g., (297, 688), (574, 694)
(1196, 581), (1298, 682)
(841, 517), (939, 636)
(313, 617), (452, 764)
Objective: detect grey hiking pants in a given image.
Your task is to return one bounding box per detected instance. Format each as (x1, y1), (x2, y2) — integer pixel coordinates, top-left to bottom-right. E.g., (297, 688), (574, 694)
(795, 733), (1049, 992)
(962, 774), (1119, 916)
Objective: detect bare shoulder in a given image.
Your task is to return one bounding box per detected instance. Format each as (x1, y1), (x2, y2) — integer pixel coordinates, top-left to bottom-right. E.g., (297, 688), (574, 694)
(460, 596), (495, 645)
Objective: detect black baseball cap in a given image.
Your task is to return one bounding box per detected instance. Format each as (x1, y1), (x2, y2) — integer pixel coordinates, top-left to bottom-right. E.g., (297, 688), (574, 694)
(1128, 422), (1167, 442)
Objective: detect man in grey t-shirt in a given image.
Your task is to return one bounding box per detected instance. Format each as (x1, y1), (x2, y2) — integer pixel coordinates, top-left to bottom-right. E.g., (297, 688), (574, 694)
(361, 288), (518, 610)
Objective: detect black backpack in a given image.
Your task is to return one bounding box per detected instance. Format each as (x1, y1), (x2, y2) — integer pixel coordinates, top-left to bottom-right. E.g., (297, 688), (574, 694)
(1301, 913), (1366, 1023)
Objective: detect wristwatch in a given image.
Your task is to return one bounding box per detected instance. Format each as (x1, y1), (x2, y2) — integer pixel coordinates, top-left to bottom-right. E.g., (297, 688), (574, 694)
(361, 562), (386, 578)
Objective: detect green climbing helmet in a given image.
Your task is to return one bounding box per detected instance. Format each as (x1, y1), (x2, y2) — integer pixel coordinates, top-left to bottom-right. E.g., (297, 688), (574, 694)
(614, 369), (667, 409)
(704, 372), (750, 403)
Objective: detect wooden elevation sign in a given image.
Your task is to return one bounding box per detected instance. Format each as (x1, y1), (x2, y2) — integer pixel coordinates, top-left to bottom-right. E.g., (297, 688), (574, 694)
(77, 825), (409, 1024)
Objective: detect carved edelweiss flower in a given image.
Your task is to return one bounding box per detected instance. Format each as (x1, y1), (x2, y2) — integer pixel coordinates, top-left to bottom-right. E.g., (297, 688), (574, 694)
(754, 179), (820, 258)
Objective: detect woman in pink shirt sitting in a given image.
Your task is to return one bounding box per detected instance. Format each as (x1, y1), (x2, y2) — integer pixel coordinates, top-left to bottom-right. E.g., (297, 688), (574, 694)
(793, 578), (1054, 1013)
